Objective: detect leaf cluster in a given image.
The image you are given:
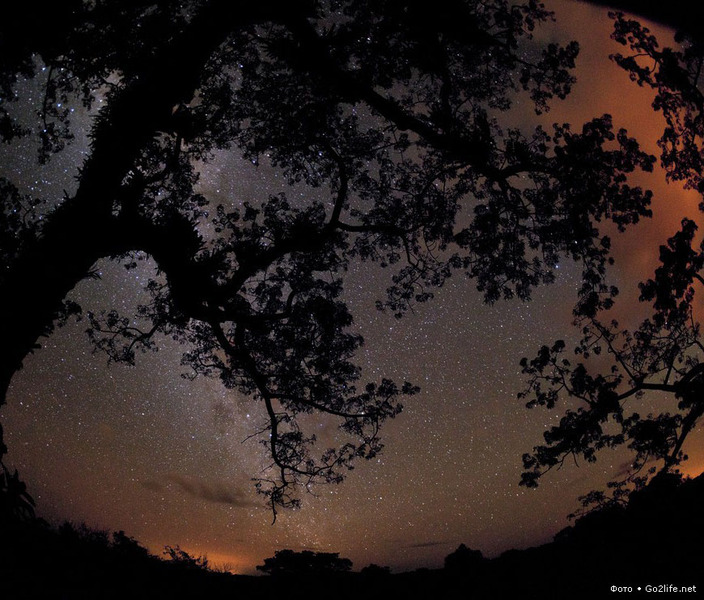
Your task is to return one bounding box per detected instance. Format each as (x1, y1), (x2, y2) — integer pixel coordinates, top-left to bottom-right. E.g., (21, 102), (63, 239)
(519, 14), (704, 505)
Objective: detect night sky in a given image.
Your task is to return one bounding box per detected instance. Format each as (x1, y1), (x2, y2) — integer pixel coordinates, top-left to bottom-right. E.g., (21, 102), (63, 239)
(2, 1), (703, 574)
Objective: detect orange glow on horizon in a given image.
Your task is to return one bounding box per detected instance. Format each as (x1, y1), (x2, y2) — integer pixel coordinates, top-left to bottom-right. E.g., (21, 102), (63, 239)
(143, 541), (261, 575)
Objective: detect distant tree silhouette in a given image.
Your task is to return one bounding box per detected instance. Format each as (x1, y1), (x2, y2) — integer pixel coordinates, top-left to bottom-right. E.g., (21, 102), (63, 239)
(360, 563), (391, 577)
(163, 545), (210, 571)
(444, 543), (485, 573)
(112, 530), (151, 562)
(0, 518), (249, 598)
(0, 1), (656, 515)
(256, 549), (352, 576)
(520, 13), (704, 510)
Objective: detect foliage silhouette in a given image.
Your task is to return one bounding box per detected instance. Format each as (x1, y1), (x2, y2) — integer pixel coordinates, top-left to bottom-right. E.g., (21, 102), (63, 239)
(257, 549), (353, 576)
(520, 12), (704, 510)
(0, 423), (35, 524)
(163, 544), (211, 571)
(359, 563), (391, 577)
(0, 1), (655, 515)
(0, 517), (240, 599)
(443, 543), (485, 573)
(442, 473), (702, 597)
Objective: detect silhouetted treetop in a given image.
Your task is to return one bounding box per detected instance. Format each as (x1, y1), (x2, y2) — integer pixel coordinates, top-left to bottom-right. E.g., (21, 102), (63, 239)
(360, 563), (391, 577)
(256, 549), (352, 575)
(0, 1), (655, 515)
(444, 543), (485, 573)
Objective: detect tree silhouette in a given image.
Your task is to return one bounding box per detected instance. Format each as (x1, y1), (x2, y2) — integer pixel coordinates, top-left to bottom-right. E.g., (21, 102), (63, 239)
(0, 1), (655, 515)
(520, 12), (704, 511)
(163, 545), (210, 571)
(444, 543), (485, 573)
(256, 549), (352, 576)
(359, 563), (391, 577)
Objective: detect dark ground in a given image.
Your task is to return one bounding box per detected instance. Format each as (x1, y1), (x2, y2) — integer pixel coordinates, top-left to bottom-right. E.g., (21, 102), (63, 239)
(2, 472), (702, 599)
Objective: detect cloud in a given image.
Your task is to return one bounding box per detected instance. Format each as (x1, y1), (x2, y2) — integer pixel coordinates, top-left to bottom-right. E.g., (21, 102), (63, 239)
(140, 473), (257, 508)
(139, 479), (165, 493)
(404, 540), (447, 549)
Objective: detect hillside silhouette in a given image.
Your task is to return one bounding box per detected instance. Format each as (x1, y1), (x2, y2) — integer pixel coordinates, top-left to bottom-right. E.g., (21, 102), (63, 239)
(2, 472), (702, 599)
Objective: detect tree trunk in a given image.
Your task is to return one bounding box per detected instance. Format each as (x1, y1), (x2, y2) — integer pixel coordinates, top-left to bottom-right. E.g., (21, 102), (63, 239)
(0, 1), (288, 404)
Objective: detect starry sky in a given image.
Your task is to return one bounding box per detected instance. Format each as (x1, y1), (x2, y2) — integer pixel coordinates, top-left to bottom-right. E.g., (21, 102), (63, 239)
(2, 0), (703, 574)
